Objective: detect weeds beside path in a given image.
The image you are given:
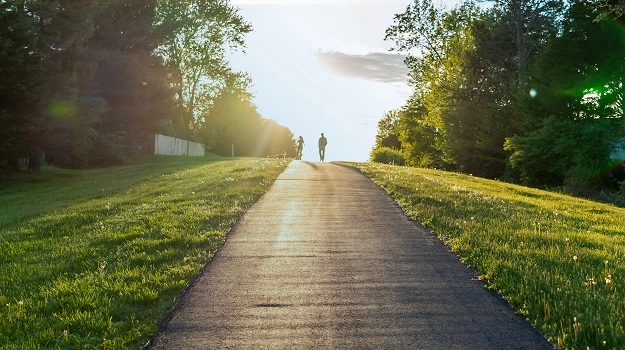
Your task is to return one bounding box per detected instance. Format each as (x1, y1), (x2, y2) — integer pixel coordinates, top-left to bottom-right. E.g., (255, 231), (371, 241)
(0, 156), (290, 349)
(347, 162), (625, 349)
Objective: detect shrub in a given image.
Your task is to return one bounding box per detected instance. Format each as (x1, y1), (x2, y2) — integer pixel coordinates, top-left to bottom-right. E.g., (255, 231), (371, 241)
(89, 131), (129, 167)
(370, 147), (405, 166)
(505, 116), (616, 187)
(46, 130), (128, 168)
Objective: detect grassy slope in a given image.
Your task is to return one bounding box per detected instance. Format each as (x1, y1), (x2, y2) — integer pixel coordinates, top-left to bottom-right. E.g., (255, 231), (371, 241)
(347, 162), (625, 349)
(0, 156), (290, 349)
(4, 157), (624, 349)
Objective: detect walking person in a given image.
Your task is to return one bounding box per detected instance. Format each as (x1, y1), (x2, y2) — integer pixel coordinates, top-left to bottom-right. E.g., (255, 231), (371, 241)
(296, 136), (304, 160)
(318, 133), (327, 162)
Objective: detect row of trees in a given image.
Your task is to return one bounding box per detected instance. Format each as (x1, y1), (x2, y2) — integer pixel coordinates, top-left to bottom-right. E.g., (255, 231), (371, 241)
(373, 0), (625, 191)
(1, 0), (296, 170)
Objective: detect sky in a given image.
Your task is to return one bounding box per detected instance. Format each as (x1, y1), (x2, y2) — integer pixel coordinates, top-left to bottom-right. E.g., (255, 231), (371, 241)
(222, 1), (623, 163)
(227, 0), (419, 162)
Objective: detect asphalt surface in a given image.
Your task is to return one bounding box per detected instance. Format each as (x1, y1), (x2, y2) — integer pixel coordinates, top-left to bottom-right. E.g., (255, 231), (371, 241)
(147, 161), (552, 349)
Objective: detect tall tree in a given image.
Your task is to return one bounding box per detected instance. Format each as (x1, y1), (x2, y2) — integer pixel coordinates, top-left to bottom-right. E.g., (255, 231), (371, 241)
(493, 0), (564, 86)
(397, 94), (443, 168)
(28, 0), (171, 167)
(385, 0), (565, 178)
(89, 0), (172, 152)
(155, 0), (252, 138)
(201, 74), (295, 158)
(15, 1), (105, 168)
(506, 1), (625, 187)
(0, 1), (46, 170)
(592, 0), (625, 22)
(386, 1), (484, 172)
(441, 8), (522, 177)
(373, 110), (402, 150)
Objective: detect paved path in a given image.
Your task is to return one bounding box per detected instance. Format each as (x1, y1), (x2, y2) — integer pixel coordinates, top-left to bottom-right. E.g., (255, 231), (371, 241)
(148, 161), (552, 349)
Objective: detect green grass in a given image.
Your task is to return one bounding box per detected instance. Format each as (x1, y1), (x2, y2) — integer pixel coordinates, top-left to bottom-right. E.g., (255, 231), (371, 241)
(0, 156), (290, 349)
(346, 162), (625, 349)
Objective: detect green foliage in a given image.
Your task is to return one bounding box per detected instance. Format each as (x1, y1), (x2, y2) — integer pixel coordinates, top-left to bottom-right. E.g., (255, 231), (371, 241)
(155, 0), (252, 136)
(386, 1), (522, 177)
(349, 161), (625, 349)
(507, 2), (625, 189)
(505, 116), (618, 188)
(439, 9), (522, 178)
(90, 132), (132, 167)
(0, 1), (175, 169)
(520, 1), (625, 126)
(201, 84), (296, 158)
(397, 95), (445, 168)
(1, 0), (295, 172)
(370, 147), (405, 166)
(385, 0), (624, 196)
(0, 2), (46, 170)
(0, 156), (290, 349)
(373, 110), (402, 150)
(91, 0), (173, 146)
(592, 0), (625, 21)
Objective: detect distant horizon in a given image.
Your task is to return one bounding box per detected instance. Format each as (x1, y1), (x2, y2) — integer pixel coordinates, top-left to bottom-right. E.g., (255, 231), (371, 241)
(227, 1), (421, 161)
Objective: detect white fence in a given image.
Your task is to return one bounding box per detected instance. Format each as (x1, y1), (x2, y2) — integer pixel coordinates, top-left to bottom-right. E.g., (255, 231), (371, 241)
(154, 134), (204, 156)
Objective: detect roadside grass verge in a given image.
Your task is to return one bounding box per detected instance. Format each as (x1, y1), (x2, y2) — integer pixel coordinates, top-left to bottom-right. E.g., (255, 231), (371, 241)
(347, 162), (625, 349)
(0, 156), (290, 349)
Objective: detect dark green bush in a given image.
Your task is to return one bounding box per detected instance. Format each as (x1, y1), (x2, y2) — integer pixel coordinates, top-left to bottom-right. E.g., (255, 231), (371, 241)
(89, 131), (129, 167)
(505, 116), (618, 187)
(46, 130), (128, 168)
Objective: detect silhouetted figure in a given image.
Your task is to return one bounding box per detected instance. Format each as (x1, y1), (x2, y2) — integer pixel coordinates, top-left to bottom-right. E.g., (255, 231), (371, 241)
(318, 133), (327, 162)
(296, 136), (304, 160)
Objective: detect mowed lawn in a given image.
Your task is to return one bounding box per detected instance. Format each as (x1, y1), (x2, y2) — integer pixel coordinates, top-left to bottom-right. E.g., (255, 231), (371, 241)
(0, 156), (290, 349)
(348, 162), (625, 349)
(3, 158), (625, 349)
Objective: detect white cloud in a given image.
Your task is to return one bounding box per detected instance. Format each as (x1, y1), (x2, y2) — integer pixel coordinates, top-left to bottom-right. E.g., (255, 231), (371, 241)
(317, 51), (409, 83)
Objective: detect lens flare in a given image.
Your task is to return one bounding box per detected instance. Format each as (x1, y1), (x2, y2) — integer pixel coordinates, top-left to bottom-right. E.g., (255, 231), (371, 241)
(47, 101), (77, 119)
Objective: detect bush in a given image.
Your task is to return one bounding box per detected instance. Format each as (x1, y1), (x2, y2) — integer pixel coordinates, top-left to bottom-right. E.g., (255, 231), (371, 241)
(89, 131), (129, 166)
(505, 116), (617, 187)
(370, 147), (405, 166)
(46, 130), (128, 168)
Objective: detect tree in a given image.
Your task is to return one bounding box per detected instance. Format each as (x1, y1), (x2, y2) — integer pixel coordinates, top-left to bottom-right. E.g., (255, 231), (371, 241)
(490, 0), (564, 86)
(89, 0), (172, 151)
(397, 94), (443, 168)
(592, 0), (625, 22)
(155, 0), (252, 138)
(439, 8), (523, 177)
(201, 77), (296, 158)
(0, 1), (46, 170)
(505, 116), (620, 187)
(1, 0), (287, 170)
(373, 110), (402, 150)
(257, 119), (297, 158)
(25, 0), (173, 168)
(386, 1), (484, 171)
(506, 1), (625, 187)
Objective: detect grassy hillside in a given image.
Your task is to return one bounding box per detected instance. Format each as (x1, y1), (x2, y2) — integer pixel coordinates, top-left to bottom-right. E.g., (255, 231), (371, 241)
(348, 162), (625, 349)
(0, 156), (290, 349)
(4, 158), (624, 349)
